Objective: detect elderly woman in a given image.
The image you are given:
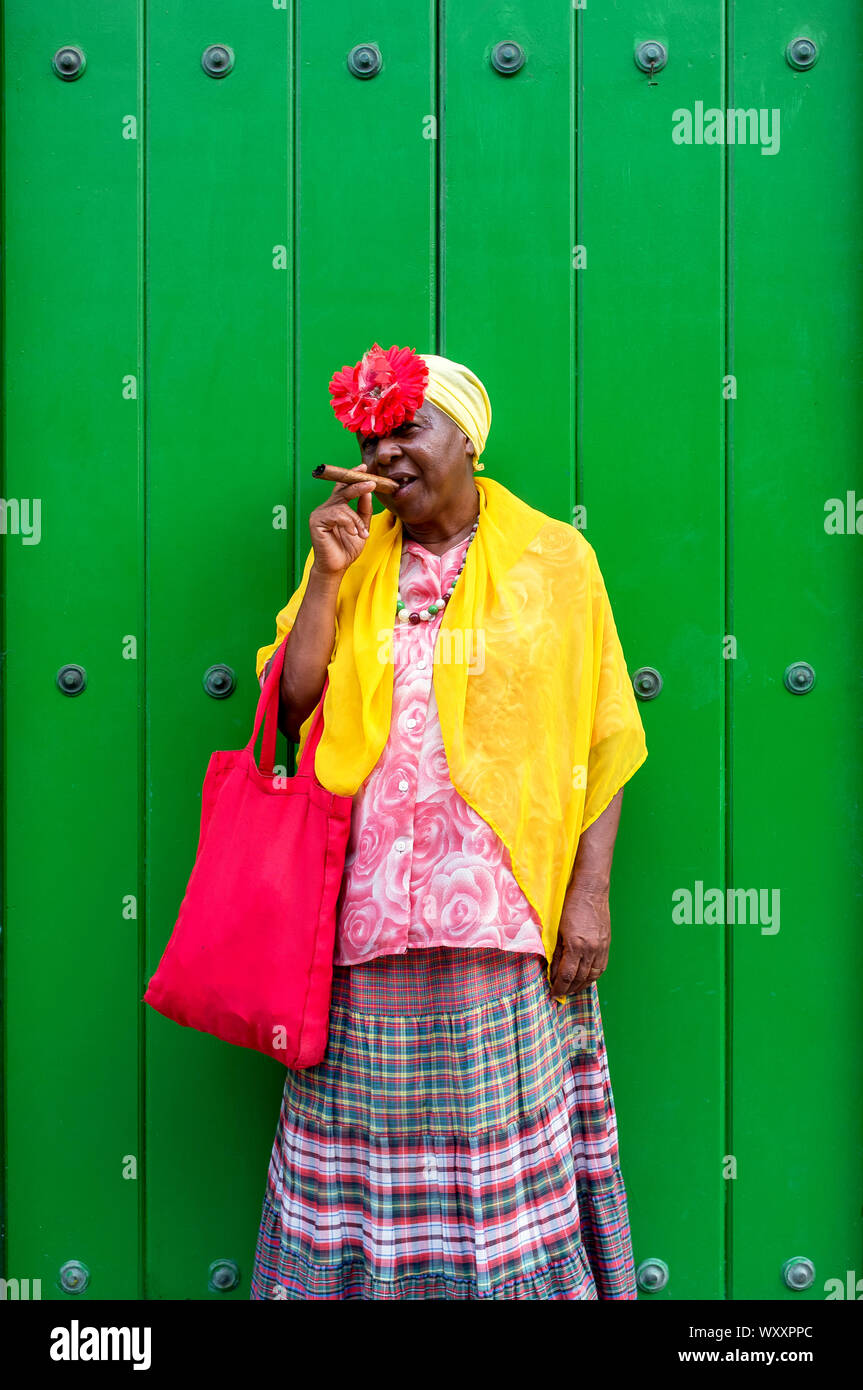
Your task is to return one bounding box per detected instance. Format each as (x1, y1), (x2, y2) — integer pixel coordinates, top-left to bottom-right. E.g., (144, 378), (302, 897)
(250, 344), (647, 1300)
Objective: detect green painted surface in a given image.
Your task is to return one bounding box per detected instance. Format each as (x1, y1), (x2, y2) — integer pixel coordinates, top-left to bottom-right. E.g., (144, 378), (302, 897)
(729, 8), (863, 1300)
(2, 0), (860, 1300)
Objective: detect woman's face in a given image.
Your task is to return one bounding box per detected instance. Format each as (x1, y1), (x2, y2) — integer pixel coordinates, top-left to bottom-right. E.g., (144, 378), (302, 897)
(356, 401), (475, 525)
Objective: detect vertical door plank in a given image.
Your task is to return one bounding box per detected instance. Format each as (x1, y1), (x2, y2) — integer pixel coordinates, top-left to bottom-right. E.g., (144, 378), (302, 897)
(2, 2), (141, 1297)
(145, 2), (294, 1298)
(731, 1), (863, 1300)
(443, 1), (573, 520)
(293, 3), (437, 555)
(580, 4), (727, 1298)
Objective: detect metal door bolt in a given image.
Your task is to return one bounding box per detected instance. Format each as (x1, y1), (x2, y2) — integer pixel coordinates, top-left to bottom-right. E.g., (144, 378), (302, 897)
(208, 1258), (240, 1292)
(491, 42), (526, 76)
(634, 41), (668, 75)
(786, 38), (818, 71)
(59, 1260), (90, 1293)
(783, 661), (815, 695)
(203, 664), (236, 698)
(632, 666), (663, 701)
(347, 44), (382, 79)
(201, 45), (235, 79)
(636, 1257), (669, 1292)
(52, 46), (86, 81)
(782, 1256), (815, 1290)
(57, 664), (87, 696)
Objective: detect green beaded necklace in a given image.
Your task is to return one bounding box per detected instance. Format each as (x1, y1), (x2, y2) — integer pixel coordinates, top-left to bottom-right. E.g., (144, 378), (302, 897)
(396, 519), (480, 625)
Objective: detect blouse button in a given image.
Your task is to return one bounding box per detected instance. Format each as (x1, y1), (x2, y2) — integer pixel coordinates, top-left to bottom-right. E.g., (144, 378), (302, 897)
(406, 717), (417, 729)
(398, 779), (409, 792)
(395, 839), (407, 853)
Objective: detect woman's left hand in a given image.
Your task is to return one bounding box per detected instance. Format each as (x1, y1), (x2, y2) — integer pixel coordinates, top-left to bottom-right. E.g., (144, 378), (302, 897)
(548, 880), (611, 997)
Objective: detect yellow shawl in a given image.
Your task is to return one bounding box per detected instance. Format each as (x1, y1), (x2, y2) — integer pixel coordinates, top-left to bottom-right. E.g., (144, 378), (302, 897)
(256, 476), (648, 968)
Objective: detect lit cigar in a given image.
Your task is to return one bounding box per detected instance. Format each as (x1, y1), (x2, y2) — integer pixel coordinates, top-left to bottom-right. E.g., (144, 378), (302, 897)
(311, 463), (399, 494)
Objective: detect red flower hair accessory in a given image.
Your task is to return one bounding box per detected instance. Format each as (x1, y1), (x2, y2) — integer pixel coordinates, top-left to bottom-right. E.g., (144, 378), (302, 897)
(328, 343), (429, 436)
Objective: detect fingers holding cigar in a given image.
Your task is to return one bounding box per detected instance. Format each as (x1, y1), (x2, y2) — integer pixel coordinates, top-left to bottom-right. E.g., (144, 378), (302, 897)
(312, 463), (399, 494)
(308, 463), (376, 573)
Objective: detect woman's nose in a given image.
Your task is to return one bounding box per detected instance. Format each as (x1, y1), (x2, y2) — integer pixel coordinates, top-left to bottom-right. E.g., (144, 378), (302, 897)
(372, 437), (403, 465)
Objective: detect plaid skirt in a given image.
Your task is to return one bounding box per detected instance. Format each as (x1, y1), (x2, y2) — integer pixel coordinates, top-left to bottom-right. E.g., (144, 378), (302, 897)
(249, 946), (636, 1300)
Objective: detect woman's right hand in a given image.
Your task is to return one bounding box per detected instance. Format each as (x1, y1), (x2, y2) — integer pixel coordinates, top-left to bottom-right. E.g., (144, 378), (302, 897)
(309, 463), (377, 576)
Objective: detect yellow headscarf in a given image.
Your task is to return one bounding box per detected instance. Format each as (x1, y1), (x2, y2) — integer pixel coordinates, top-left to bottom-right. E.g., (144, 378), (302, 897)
(256, 464), (648, 970)
(419, 353), (491, 471)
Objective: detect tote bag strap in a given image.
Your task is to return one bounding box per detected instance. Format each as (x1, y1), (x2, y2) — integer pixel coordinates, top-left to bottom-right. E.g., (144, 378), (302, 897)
(247, 635), (329, 781)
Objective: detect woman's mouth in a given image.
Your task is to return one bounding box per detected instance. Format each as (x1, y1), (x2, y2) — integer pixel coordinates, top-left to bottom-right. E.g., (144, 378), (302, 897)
(390, 473), (419, 495)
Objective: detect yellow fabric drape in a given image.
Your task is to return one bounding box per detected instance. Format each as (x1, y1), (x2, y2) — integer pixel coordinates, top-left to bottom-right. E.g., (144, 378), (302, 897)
(256, 476), (648, 969)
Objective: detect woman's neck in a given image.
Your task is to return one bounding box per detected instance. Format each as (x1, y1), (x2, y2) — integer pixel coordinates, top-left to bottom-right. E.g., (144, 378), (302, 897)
(401, 494), (480, 556)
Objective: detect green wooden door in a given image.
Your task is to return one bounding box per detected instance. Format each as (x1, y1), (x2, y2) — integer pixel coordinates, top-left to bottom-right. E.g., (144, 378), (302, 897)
(2, 0), (860, 1300)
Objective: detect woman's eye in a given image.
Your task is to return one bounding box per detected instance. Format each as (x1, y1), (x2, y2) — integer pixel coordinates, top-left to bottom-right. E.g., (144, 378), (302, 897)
(361, 424), (414, 449)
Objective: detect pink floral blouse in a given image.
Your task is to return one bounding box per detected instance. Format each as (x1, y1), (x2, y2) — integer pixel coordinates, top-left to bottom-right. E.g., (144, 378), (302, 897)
(261, 533), (547, 967)
(335, 532), (545, 966)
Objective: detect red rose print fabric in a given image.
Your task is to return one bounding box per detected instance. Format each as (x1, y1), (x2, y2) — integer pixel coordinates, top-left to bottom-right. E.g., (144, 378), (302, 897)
(332, 531), (545, 966)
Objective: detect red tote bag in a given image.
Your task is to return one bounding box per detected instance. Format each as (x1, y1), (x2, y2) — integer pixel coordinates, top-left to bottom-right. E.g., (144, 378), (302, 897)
(143, 637), (353, 1069)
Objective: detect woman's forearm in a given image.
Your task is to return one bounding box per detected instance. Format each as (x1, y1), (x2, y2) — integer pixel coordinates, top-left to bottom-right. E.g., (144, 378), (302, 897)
(274, 566), (343, 741)
(566, 787), (624, 894)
